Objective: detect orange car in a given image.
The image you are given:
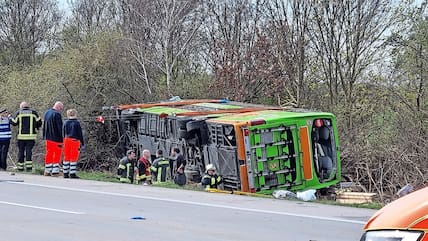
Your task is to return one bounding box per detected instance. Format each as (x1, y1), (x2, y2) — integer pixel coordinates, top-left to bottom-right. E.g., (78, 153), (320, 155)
(360, 187), (428, 241)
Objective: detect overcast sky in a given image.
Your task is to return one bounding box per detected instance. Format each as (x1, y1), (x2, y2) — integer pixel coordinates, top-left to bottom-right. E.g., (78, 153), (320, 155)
(58, 0), (70, 14)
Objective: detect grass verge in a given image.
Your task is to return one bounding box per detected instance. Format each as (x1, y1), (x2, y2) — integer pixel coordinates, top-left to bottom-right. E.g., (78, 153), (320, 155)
(26, 166), (383, 209)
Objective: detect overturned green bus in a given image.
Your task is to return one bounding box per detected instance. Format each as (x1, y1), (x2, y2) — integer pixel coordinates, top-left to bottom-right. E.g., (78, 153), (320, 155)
(112, 99), (340, 193)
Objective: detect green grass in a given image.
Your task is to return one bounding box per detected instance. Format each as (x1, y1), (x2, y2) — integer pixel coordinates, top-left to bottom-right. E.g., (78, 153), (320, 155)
(30, 164), (120, 183)
(316, 199), (383, 209)
(25, 167), (384, 209)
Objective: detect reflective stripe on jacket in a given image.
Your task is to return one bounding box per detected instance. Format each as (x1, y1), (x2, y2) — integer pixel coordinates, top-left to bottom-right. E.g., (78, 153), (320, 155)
(201, 174), (222, 189)
(0, 117), (11, 140)
(150, 158), (170, 183)
(117, 157), (135, 183)
(11, 108), (42, 140)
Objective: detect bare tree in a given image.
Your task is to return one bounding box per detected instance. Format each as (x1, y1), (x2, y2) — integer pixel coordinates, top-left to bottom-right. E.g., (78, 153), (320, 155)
(203, 0), (280, 102)
(0, 0), (61, 65)
(310, 0), (393, 123)
(261, 0), (313, 107)
(120, 0), (202, 97)
(69, 0), (120, 36)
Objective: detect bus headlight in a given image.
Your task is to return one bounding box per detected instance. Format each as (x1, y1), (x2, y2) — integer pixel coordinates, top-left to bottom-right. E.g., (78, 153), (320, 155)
(360, 230), (423, 241)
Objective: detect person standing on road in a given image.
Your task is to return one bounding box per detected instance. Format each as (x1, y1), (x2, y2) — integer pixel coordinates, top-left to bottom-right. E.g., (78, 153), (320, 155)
(0, 108), (12, 171)
(11, 102), (42, 172)
(63, 109), (84, 179)
(150, 149), (170, 183)
(117, 149), (137, 183)
(43, 101), (64, 176)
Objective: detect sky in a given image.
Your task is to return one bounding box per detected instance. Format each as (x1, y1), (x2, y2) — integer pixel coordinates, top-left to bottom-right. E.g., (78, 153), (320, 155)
(57, 0), (71, 16)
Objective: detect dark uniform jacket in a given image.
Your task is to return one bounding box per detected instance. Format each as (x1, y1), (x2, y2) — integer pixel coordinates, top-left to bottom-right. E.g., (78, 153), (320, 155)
(63, 119), (84, 145)
(201, 173), (222, 189)
(117, 157), (136, 183)
(11, 107), (42, 140)
(43, 108), (63, 142)
(150, 157), (170, 183)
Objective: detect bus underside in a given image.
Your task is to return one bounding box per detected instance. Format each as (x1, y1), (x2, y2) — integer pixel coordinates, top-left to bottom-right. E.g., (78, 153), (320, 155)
(116, 101), (340, 193)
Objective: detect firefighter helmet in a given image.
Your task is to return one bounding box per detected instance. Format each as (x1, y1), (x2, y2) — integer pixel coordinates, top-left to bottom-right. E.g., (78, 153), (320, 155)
(206, 164), (216, 172)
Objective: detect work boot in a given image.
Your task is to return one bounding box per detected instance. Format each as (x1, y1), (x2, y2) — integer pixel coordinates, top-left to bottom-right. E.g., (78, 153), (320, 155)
(63, 173), (69, 178)
(44, 172), (51, 176)
(70, 173), (80, 179)
(25, 168), (32, 173)
(51, 173), (60, 177)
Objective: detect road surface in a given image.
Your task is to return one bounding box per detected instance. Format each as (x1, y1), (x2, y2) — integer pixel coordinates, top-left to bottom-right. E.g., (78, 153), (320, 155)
(0, 171), (374, 241)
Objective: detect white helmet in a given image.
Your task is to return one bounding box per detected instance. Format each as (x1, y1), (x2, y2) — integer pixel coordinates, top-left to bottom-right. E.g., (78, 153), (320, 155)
(206, 164), (216, 172)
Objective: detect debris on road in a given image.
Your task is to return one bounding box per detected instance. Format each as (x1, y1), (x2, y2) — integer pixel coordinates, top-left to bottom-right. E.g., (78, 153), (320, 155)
(272, 190), (297, 199)
(272, 189), (317, 201)
(336, 191), (377, 204)
(296, 189), (317, 201)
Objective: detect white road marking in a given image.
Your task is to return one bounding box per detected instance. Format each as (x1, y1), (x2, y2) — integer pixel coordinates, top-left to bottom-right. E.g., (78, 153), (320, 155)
(0, 200), (85, 215)
(11, 182), (365, 224)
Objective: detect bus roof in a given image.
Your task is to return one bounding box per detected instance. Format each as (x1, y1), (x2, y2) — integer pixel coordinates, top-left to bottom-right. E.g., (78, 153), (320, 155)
(206, 110), (334, 124)
(136, 106), (190, 114)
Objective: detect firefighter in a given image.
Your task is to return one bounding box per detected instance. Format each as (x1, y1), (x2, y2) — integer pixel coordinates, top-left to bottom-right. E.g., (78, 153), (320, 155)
(201, 164), (222, 190)
(62, 109), (84, 178)
(136, 149), (151, 185)
(150, 149), (170, 183)
(11, 102), (42, 172)
(43, 101), (64, 176)
(117, 150), (137, 183)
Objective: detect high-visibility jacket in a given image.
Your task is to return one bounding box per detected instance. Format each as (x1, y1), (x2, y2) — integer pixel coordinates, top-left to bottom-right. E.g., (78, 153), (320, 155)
(11, 107), (42, 140)
(136, 157), (151, 182)
(0, 117), (12, 141)
(150, 157), (170, 183)
(201, 173), (222, 189)
(117, 157), (136, 183)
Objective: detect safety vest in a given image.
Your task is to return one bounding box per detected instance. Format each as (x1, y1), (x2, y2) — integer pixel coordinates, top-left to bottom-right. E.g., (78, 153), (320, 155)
(0, 117), (11, 141)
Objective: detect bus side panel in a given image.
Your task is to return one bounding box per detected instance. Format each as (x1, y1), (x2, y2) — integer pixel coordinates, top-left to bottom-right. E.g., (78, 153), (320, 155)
(240, 165), (249, 192)
(299, 126), (313, 180)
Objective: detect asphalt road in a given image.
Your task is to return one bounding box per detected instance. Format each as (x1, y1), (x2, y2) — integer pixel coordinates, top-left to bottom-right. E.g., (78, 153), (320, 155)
(0, 171), (374, 241)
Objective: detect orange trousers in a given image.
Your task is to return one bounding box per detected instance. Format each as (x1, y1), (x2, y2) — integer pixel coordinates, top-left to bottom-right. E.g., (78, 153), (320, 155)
(45, 140), (62, 165)
(44, 140), (62, 174)
(63, 137), (80, 162)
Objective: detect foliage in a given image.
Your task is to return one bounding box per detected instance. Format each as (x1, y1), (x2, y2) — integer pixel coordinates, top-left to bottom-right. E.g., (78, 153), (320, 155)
(0, 0), (426, 201)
